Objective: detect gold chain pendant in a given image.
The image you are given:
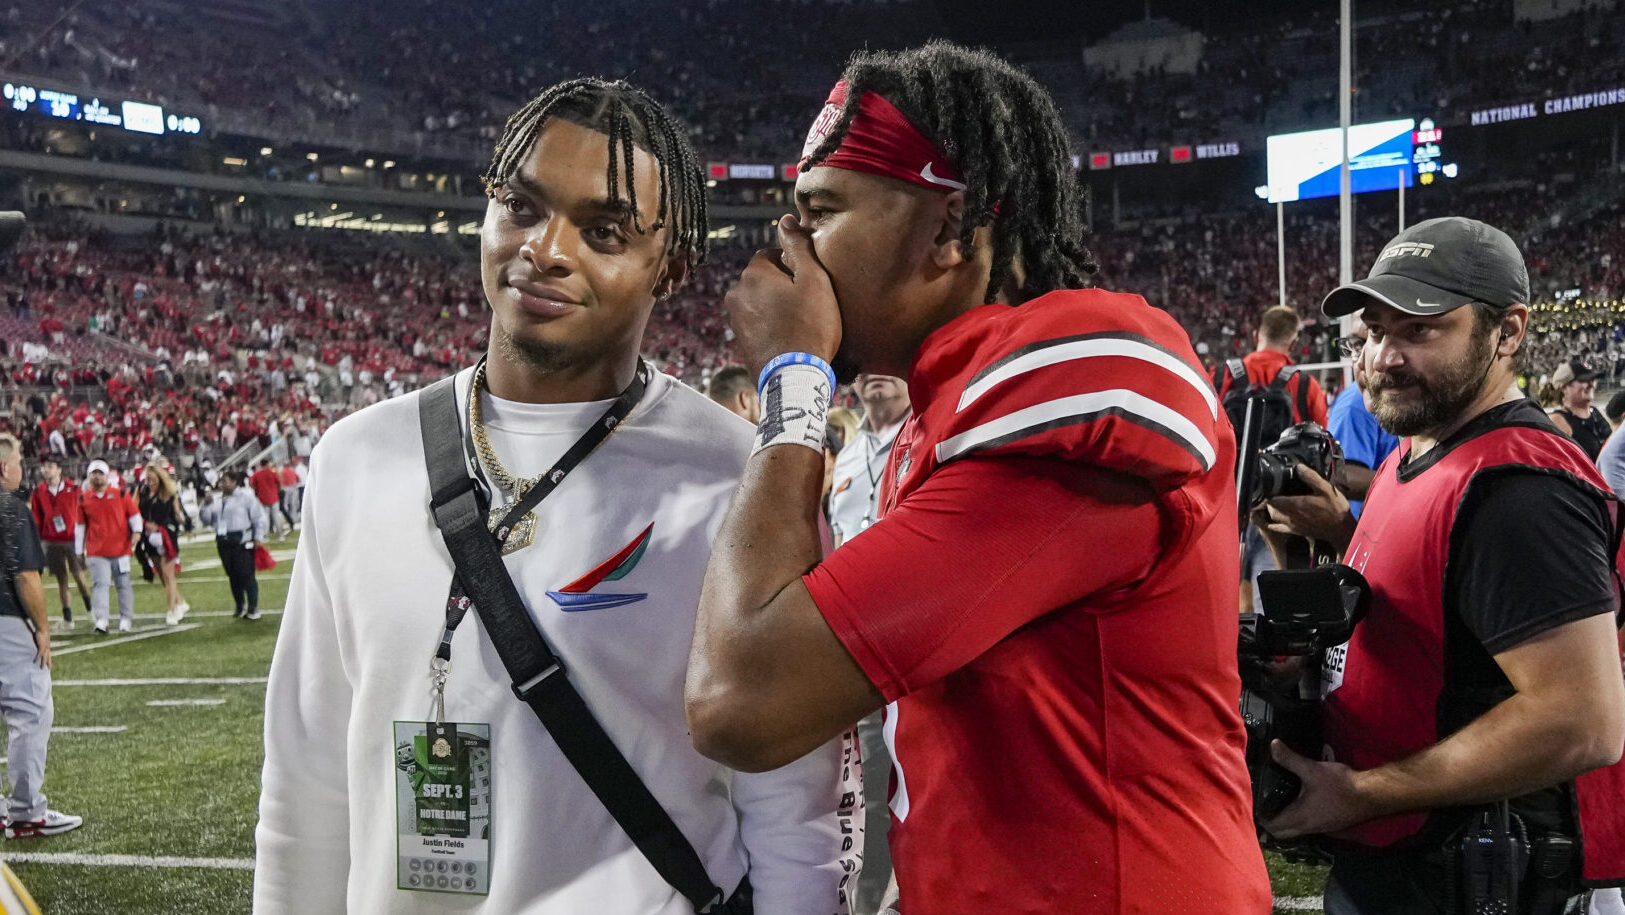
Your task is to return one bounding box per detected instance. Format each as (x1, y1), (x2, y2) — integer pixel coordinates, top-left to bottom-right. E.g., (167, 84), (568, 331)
(489, 506), (537, 555)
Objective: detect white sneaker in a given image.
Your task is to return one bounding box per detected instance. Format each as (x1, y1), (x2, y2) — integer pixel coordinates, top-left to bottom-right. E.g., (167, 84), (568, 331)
(93, 622), (108, 635)
(165, 609), (179, 626)
(245, 608), (261, 621)
(117, 619), (132, 633)
(175, 601), (189, 622)
(5, 809), (83, 838)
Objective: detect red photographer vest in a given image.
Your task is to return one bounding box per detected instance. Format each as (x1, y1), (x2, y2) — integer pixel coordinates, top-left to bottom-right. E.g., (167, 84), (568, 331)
(1322, 417), (1625, 883)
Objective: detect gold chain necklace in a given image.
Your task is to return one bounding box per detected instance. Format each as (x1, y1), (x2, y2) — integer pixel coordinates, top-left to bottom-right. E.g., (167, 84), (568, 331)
(468, 361), (539, 554)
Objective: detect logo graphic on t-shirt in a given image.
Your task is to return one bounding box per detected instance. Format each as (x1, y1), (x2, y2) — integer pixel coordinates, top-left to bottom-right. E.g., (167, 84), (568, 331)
(546, 523), (653, 611)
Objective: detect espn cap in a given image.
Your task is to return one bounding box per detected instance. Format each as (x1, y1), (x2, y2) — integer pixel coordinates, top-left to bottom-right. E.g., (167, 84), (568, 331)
(86, 460), (110, 474)
(1322, 216), (1530, 318)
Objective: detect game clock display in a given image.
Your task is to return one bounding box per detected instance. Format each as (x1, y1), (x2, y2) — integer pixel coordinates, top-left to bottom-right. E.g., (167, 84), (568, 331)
(3, 82), (202, 135)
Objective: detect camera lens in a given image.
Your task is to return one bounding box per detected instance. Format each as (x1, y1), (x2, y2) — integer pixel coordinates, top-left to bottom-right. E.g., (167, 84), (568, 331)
(1251, 453), (1299, 505)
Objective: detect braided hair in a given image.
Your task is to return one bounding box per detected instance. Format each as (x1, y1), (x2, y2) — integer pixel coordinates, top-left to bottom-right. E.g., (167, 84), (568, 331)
(801, 41), (1096, 304)
(481, 78), (709, 265)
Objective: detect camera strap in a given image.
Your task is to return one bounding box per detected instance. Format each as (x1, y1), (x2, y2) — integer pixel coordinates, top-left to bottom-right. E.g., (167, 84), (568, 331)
(417, 370), (749, 915)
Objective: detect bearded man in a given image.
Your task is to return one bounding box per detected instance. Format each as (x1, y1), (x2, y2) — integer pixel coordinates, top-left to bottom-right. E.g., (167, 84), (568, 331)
(1262, 217), (1625, 914)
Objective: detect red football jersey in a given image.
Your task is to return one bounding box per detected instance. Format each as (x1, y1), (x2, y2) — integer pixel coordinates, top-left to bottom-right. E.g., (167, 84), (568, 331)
(805, 289), (1270, 913)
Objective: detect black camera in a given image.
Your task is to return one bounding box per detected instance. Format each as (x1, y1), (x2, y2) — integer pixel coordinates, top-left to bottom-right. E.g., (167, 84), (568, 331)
(1238, 564), (1369, 826)
(1249, 422), (1342, 508)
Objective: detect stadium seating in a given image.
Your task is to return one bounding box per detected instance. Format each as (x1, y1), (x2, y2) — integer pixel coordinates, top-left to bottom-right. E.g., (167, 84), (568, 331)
(3, 0), (1622, 468)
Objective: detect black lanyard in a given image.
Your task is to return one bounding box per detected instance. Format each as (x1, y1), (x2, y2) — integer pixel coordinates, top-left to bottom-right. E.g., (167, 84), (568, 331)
(435, 359), (650, 663)
(861, 412), (909, 526)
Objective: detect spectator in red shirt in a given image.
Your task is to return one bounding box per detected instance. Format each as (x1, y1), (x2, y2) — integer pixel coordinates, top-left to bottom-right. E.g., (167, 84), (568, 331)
(248, 459), (286, 538)
(1212, 305), (1331, 612)
(28, 456), (90, 627)
(77, 460), (142, 634)
(1211, 305), (1331, 427)
(276, 461), (301, 529)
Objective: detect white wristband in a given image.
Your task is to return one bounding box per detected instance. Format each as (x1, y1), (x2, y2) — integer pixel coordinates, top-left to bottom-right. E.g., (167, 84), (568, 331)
(752, 363), (830, 456)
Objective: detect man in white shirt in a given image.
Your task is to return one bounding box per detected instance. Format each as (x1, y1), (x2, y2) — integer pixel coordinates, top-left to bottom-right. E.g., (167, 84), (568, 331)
(198, 471), (268, 621)
(254, 78), (857, 915)
(705, 366), (761, 424)
(827, 375), (910, 548)
(823, 373), (908, 915)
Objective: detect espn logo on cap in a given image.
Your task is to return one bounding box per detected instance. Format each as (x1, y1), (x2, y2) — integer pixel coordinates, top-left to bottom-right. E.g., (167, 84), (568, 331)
(1379, 242), (1436, 260)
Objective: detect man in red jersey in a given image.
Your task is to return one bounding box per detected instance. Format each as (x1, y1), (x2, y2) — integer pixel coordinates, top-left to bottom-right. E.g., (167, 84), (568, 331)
(28, 456), (90, 627)
(686, 42), (1270, 914)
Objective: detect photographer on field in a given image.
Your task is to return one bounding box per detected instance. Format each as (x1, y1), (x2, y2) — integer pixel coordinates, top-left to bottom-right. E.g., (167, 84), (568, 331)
(1257, 217), (1625, 914)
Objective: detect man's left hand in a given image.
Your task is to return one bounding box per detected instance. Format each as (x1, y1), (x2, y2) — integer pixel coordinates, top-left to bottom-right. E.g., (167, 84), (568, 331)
(723, 214), (842, 376)
(1262, 740), (1381, 839)
(1263, 465), (1357, 552)
(33, 627), (51, 669)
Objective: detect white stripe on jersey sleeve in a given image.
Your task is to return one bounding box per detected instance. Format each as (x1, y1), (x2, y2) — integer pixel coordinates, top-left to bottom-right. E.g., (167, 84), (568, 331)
(934, 389), (1217, 471)
(956, 337), (1219, 418)
(881, 701), (909, 823)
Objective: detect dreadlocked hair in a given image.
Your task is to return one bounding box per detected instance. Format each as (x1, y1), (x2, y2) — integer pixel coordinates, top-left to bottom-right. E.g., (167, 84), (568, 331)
(481, 78), (708, 265)
(802, 41), (1096, 304)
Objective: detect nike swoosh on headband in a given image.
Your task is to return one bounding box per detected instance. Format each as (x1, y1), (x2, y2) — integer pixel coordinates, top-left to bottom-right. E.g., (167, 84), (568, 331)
(920, 162), (968, 191)
(1416, 298), (1442, 309)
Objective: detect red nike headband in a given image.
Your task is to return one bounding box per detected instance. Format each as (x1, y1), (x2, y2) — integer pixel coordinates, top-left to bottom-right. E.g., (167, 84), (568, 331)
(800, 81), (967, 193)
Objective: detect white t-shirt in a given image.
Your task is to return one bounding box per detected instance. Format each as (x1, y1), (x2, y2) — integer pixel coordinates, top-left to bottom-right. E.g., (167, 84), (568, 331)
(255, 366), (859, 914)
(827, 415), (908, 547)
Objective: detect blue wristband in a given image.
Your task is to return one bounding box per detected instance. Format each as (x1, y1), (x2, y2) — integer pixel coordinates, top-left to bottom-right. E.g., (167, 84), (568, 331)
(757, 352), (837, 397)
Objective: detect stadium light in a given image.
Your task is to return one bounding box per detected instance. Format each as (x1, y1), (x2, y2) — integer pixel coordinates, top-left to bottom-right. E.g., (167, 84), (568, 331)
(260, 147), (272, 156)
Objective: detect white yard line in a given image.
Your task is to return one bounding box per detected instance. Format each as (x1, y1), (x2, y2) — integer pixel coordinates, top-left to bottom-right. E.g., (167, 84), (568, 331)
(0, 852), (252, 871)
(52, 624), (199, 655)
(173, 573), (292, 584)
(179, 549), (296, 574)
(51, 726), (127, 733)
(50, 612), (284, 648)
(145, 699), (227, 707)
(1276, 897), (1322, 912)
(123, 609), (284, 621)
(53, 677), (267, 687)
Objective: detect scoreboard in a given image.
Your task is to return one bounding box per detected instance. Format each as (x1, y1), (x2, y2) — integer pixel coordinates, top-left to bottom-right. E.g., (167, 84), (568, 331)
(4, 82), (203, 136)
(1263, 117), (1457, 203)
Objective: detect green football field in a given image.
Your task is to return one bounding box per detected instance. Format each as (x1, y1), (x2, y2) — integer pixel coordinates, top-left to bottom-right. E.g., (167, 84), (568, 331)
(0, 532), (1331, 914)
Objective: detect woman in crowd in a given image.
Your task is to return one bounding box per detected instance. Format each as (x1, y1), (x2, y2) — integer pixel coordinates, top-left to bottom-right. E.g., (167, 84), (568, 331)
(138, 462), (190, 625)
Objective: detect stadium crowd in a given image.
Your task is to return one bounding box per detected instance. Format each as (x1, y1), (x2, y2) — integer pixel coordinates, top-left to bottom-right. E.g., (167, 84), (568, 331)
(3, 169), (1621, 469)
(4, 0), (1622, 166)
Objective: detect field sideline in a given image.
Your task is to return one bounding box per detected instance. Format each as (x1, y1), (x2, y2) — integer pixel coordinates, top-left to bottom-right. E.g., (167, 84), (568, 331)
(0, 532), (1329, 913)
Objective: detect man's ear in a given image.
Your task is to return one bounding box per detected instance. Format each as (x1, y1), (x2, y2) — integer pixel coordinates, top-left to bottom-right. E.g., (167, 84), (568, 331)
(1498, 304), (1530, 357)
(654, 253), (690, 300)
(929, 190), (968, 270)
